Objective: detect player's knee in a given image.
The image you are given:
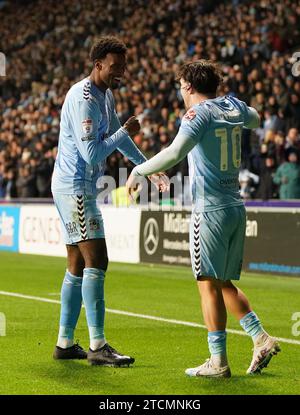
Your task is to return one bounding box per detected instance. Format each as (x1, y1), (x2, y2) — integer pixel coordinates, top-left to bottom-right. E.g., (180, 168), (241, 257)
(67, 248), (85, 277)
(69, 266), (84, 277)
(221, 280), (236, 291)
(197, 277), (223, 293)
(198, 276), (222, 285)
(85, 254), (108, 271)
(222, 280), (233, 288)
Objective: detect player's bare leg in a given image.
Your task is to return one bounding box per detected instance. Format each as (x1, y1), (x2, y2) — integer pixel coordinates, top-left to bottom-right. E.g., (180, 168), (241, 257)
(221, 280), (280, 374)
(197, 278), (227, 331)
(78, 238), (134, 367)
(53, 245), (87, 360)
(67, 244), (85, 277)
(77, 238), (108, 271)
(221, 280), (251, 320)
(185, 277), (231, 378)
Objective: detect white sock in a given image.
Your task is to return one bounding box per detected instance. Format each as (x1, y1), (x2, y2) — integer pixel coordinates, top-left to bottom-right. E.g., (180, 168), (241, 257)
(90, 338), (106, 351)
(211, 354), (228, 367)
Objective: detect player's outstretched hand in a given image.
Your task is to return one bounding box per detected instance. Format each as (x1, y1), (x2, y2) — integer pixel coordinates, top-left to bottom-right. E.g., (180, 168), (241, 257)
(123, 116), (141, 137)
(126, 171), (170, 201)
(148, 172), (170, 192)
(126, 173), (143, 201)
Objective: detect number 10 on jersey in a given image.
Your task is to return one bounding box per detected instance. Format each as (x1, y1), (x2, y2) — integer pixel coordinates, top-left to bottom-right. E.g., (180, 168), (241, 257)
(215, 126), (242, 171)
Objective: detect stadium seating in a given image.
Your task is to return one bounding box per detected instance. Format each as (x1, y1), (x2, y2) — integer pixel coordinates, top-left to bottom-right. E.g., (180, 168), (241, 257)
(0, 0), (300, 199)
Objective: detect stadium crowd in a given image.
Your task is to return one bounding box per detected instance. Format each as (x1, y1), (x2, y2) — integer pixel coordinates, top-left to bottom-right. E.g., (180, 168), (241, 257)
(1, 0), (300, 200)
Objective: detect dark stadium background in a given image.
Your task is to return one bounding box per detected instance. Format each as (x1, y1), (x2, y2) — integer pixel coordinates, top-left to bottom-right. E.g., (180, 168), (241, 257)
(0, 0), (300, 200)
(0, 0), (300, 400)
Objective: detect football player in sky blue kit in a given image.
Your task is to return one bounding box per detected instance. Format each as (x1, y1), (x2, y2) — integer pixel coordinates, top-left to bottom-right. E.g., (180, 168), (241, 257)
(51, 36), (168, 366)
(127, 60), (280, 377)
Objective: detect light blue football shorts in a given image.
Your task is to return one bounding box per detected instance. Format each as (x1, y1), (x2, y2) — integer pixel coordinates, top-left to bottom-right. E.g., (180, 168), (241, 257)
(53, 193), (105, 245)
(189, 205), (246, 281)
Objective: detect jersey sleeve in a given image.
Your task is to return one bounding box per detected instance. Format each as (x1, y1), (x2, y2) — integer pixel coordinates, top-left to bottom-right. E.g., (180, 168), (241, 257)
(69, 96), (128, 166)
(243, 106), (260, 129)
(132, 130), (196, 176)
(179, 105), (210, 142)
(230, 97), (260, 129)
(227, 96), (260, 129)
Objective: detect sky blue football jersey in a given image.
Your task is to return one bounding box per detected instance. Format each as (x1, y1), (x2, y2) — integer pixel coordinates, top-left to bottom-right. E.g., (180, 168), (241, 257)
(180, 96), (256, 212)
(51, 78), (146, 195)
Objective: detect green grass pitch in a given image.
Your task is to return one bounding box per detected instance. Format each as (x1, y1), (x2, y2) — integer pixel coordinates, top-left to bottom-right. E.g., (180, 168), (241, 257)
(0, 251), (299, 395)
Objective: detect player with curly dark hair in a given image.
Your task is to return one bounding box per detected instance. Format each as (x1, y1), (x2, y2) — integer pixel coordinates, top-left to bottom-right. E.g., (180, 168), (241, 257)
(51, 35), (168, 367)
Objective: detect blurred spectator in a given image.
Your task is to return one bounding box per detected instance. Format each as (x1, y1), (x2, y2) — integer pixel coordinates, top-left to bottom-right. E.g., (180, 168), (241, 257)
(0, 169), (17, 199)
(239, 169), (259, 199)
(15, 166), (37, 198)
(285, 128), (300, 159)
(256, 157), (278, 200)
(273, 152), (300, 199)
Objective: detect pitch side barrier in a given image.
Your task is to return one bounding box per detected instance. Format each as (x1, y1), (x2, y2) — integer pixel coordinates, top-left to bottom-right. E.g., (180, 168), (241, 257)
(0, 201), (141, 262)
(139, 201), (300, 277)
(0, 199), (299, 277)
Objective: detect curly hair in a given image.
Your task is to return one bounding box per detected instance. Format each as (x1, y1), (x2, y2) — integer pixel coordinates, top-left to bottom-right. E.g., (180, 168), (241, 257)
(90, 35), (127, 63)
(177, 60), (223, 95)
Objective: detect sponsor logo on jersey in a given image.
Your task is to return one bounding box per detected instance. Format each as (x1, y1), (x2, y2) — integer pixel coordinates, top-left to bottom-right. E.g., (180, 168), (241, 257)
(66, 221), (78, 236)
(89, 218), (101, 231)
(220, 177), (239, 186)
(224, 109), (241, 120)
(81, 134), (96, 141)
(82, 118), (93, 134)
(183, 109), (196, 121)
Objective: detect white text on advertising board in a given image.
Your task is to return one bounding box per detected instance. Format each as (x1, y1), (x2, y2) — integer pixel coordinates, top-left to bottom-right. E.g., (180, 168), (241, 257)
(164, 213), (190, 234)
(163, 213), (257, 237)
(23, 216), (61, 244)
(246, 219), (258, 237)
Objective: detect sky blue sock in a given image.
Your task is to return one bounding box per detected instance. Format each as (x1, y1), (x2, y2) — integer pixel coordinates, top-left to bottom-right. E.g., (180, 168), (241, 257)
(240, 311), (264, 340)
(208, 330), (227, 356)
(82, 268), (106, 350)
(58, 270), (83, 347)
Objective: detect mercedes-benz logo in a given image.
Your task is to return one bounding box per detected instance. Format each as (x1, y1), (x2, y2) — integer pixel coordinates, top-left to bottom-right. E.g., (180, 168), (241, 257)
(144, 218), (159, 256)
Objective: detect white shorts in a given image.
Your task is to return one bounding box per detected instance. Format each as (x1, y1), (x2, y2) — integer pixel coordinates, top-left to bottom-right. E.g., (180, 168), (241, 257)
(53, 193), (105, 245)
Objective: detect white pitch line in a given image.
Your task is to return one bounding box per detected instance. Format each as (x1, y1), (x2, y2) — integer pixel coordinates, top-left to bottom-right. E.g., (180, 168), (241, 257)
(1, 290), (300, 346)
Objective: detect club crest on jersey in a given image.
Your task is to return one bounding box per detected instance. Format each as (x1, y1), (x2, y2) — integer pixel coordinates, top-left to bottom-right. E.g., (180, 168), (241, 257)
(82, 118), (93, 134)
(184, 109), (196, 121)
